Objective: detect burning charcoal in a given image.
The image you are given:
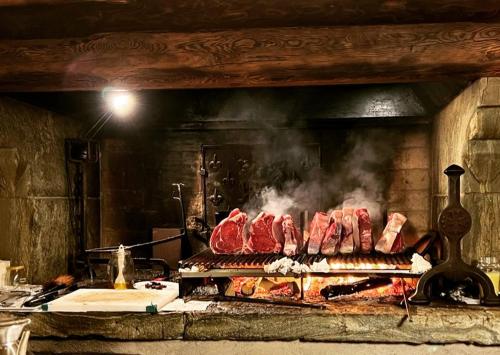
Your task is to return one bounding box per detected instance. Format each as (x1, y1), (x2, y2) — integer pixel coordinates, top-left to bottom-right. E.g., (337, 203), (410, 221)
(192, 284), (219, 296)
(320, 278), (392, 299)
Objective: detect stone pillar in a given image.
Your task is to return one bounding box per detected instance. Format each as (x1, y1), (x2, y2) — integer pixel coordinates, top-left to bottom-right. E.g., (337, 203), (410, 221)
(434, 78), (500, 262)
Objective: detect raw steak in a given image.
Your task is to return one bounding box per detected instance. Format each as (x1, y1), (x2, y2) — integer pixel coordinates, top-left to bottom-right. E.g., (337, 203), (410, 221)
(271, 215), (285, 251)
(320, 210), (343, 255)
(307, 212), (329, 254)
(282, 215), (303, 256)
(247, 212), (281, 253)
(210, 208), (247, 254)
(375, 212), (407, 254)
(339, 208), (355, 254)
(355, 208), (373, 254)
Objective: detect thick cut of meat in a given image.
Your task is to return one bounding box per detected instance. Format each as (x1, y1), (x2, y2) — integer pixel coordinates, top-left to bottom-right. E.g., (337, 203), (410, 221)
(355, 208), (373, 254)
(282, 215), (303, 256)
(375, 212), (407, 254)
(307, 212), (329, 254)
(271, 215), (285, 251)
(321, 210), (343, 255)
(247, 212), (281, 253)
(340, 208), (355, 254)
(210, 208), (247, 254)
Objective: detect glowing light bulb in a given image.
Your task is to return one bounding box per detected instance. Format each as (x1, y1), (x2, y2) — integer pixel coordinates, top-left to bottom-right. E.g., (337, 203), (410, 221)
(104, 89), (137, 118)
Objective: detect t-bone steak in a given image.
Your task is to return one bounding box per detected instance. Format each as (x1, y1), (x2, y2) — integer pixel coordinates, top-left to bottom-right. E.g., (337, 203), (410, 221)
(307, 212), (329, 254)
(271, 215), (285, 252)
(375, 212), (407, 254)
(339, 207), (356, 254)
(210, 208), (248, 254)
(282, 214), (303, 256)
(355, 208), (373, 254)
(321, 210), (343, 255)
(247, 212), (281, 253)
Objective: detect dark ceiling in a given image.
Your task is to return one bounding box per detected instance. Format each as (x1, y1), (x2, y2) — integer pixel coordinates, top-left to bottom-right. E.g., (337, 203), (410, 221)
(6, 81), (469, 131)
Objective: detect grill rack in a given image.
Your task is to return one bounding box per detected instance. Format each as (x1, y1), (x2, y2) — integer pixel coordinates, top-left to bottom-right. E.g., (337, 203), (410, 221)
(179, 249), (421, 278)
(178, 250), (422, 298)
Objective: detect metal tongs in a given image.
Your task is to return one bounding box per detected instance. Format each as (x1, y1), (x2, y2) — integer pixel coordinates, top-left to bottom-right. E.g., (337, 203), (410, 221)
(0, 290), (32, 307)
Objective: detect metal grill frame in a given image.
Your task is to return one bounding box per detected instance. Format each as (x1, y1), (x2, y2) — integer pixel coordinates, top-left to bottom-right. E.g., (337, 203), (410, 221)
(178, 249), (422, 298)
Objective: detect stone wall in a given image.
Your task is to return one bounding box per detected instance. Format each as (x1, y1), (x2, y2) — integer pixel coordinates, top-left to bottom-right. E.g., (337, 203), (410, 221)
(433, 78), (500, 262)
(0, 97), (81, 283)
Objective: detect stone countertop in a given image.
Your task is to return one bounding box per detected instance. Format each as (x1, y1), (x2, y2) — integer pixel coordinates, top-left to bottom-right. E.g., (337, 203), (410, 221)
(5, 302), (500, 345)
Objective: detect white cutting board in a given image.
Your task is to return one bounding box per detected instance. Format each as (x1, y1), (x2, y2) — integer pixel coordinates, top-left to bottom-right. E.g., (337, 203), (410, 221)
(46, 287), (178, 312)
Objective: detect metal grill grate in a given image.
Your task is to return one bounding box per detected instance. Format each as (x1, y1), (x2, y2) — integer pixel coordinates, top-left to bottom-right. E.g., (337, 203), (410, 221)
(180, 249), (412, 272)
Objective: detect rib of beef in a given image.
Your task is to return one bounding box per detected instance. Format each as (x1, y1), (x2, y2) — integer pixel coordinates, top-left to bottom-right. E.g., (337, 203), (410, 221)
(307, 212), (329, 254)
(375, 212), (407, 254)
(247, 212), (281, 253)
(282, 214), (303, 256)
(210, 208), (247, 254)
(320, 210), (343, 255)
(339, 207), (356, 254)
(271, 215), (285, 251)
(355, 208), (373, 254)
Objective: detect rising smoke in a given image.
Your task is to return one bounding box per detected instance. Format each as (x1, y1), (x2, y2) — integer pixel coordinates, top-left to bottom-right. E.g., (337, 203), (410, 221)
(244, 129), (398, 229)
(211, 89), (400, 230)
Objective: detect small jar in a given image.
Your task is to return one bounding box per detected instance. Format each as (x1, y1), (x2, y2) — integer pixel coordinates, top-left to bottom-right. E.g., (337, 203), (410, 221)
(107, 246), (135, 289)
(478, 256), (500, 295)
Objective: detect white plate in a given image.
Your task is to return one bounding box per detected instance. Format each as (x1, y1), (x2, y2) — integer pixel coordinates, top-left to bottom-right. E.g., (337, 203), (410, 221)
(133, 281), (178, 292)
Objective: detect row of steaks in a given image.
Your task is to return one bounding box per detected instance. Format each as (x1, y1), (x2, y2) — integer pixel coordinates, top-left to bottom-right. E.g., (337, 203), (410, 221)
(210, 208), (408, 255)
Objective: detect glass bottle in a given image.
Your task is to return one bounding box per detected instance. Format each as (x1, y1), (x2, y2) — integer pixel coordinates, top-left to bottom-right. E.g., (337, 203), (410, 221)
(8, 266), (26, 287)
(107, 245), (135, 289)
(478, 256), (500, 295)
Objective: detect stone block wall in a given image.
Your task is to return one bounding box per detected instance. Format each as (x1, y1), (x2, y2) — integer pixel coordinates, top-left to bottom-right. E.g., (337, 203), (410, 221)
(433, 78), (500, 262)
(0, 97), (81, 283)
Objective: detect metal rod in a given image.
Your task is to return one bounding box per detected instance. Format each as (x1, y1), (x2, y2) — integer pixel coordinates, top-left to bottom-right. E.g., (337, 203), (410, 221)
(400, 278), (412, 322)
(85, 234), (183, 253)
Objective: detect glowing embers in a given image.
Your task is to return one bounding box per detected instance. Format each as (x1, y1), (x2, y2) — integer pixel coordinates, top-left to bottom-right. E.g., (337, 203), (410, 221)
(328, 261), (397, 270)
(228, 276), (417, 302)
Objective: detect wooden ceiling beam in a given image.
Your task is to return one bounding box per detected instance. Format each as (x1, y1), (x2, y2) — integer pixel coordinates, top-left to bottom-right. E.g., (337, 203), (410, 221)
(1, 0), (500, 39)
(0, 22), (499, 92)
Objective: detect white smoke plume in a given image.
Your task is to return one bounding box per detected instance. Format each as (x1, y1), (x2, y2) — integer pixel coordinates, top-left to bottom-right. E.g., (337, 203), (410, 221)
(244, 129), (397, 232)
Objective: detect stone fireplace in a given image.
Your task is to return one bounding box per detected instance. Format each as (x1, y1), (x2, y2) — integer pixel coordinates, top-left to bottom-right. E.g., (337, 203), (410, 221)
(1, 79), (499, 281)
(1, 79), (500, 352)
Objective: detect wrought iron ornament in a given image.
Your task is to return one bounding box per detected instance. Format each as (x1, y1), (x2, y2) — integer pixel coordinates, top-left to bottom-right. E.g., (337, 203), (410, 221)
(409, 165), (500, 305)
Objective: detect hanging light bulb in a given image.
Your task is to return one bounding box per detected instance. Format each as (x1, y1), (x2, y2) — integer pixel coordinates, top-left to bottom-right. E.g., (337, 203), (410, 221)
(103, 88), (137, 118)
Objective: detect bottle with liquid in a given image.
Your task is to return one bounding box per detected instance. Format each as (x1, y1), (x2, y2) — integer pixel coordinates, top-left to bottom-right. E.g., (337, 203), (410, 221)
(478, 256), (500, 295)
(8, 266), (26, 287)
(107, 245), (134, 289)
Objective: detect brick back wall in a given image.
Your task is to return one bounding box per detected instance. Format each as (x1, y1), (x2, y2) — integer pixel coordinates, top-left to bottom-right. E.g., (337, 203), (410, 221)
(100, 124), (431, 250)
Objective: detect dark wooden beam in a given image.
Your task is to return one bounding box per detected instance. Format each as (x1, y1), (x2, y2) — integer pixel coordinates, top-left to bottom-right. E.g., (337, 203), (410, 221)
(1, 0), (499, 39)
(0, 22), (499, 92)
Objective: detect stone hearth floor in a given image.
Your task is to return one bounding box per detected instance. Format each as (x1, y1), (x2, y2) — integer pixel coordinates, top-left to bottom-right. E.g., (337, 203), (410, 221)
(6, 301), (500, 345)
